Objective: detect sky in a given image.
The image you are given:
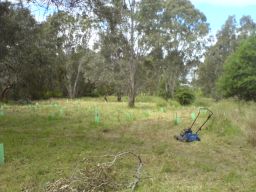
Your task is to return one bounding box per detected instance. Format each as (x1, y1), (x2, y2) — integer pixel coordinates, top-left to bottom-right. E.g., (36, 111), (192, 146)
(6, 0), (256, 36)
(190, 0), (256, 34)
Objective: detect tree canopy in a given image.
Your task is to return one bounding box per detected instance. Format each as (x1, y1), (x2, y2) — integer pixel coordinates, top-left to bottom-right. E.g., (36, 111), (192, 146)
(217, 36), (256, 101)
(197, 15), (256, 98)
(1, 1), (255, 104)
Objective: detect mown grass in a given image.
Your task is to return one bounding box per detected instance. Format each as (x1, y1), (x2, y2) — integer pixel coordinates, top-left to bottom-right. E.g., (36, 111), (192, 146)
(0, 96), (256, 191)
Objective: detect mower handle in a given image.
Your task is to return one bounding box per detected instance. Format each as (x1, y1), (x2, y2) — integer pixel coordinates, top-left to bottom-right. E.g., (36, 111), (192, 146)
(195, 107), (214, 134)
(199, 107), (213, 116)
(190, 107), (213, 132)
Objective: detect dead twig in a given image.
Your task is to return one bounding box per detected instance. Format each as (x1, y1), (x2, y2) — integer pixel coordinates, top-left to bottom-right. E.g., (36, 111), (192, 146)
(45, 151), (143, 192)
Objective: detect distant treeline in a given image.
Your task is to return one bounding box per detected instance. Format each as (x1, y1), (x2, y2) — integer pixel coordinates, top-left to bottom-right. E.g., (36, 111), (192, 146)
(0, 1), (255, 105)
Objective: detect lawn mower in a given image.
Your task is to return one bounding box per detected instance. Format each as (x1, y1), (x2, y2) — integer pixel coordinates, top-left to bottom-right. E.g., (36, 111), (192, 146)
(174, 108), (213, 142)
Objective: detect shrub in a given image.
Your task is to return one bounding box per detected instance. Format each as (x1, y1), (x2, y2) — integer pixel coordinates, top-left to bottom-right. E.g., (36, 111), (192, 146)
(43, 90), (63, 99)
(217, 36), (256, 101)
(174, 87), (195, 105)
(169, 100), (180, 108)
(156, 100), (168, 108)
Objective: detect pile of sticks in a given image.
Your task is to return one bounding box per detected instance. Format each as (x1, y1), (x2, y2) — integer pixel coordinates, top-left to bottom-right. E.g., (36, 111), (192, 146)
(45, 152), (143, 192)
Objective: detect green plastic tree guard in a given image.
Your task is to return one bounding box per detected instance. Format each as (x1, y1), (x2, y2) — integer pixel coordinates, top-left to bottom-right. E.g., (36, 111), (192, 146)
(0, 110), (4, 117)
(95, 109), (100, 124)
(175, 113), (181, 125)
(191, 112), (196, 120)
(175, 117), (181, 125)
(0, 144), (4, 165)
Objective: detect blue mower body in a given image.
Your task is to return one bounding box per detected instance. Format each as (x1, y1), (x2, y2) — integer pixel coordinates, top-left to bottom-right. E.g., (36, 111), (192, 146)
(174, 107), (213, 142)
(174, 128), (201, 142)
(182, 132), (200, 142)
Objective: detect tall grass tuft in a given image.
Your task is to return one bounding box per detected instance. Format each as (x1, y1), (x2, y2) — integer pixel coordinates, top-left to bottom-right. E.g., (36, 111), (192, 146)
(210, 99), (256, 146)
(247, 120), (256, 146)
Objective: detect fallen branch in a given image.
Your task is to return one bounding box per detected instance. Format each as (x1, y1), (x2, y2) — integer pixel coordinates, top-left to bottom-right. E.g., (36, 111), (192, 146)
(100, 152), (143, 191)
(128, 152), (143, 192)
(45, 151), (143, 192)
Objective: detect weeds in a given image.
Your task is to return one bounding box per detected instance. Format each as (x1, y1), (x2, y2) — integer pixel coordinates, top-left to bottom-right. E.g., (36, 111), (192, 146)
(246, 114), (256, 146)
(0, 97), (256, 191)
(211, 99), (256, 146)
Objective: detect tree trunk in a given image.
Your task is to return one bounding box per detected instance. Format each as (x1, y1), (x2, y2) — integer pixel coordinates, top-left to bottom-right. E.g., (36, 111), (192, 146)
(72, 60), (83, 99)
(104, 95), (108, 102)
(117, 94), (122, 102)
(128, 90), (135, 107)
(128, 0), (136, 108)
(128, 60), (136, 107)
(1, 84), (14, 101)
(66, 77), (73, 99)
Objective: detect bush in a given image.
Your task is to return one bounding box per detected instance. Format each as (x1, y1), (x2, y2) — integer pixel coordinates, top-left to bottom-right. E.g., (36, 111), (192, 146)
(156, 100), (168, 108)
(169, 100), (180, 108)
(174, 87), (195, 105)
(43, 90), (63, 99)
(217, 36), (256, 101)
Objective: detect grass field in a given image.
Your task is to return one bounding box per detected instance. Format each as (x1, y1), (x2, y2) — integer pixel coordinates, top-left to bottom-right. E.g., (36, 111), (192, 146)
(0, 96), (256, 191)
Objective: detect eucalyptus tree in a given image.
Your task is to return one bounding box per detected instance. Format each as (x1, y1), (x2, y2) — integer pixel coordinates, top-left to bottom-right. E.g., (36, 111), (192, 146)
(217, 35), (256, 101)
(89, 0), (209, 103)
(96, 32), (129, 101)
(138, 0), (209, 98)
(28, 0), (138, 104)
(28, 0), (209, 103)
(198, 16), (237, 97)
(198, 15), (256, 98)
(0, 2), (59, 100)
(47, 11), (93, 98)
(238, 15), (256, 40)
(90, 0), (144, 107)
(91, 0), (139, 103)
(0, 2), (17, 99)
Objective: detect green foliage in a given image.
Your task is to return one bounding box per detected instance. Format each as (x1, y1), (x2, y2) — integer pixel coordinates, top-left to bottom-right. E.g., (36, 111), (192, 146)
(217, 36), (256, 101)
(209, 99), (256, 146)
(156, 100), (168, 108)
(0, 2), (63, 100)
(136, 95), (166, 103)
(174, 87), (195, 105)
(197, 16), (237, 97)
(169, 100), (181, 108)
(198, 15), (256, 98)
(43, 90), (63, 99)
(1, 0), (210, 107)
(92, 82), (115, 97)
(207, 116), (241, 137)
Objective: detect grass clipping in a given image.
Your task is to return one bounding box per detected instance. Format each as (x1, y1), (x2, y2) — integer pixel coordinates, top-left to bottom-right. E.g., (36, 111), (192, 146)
(45, 152), (143, 192)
